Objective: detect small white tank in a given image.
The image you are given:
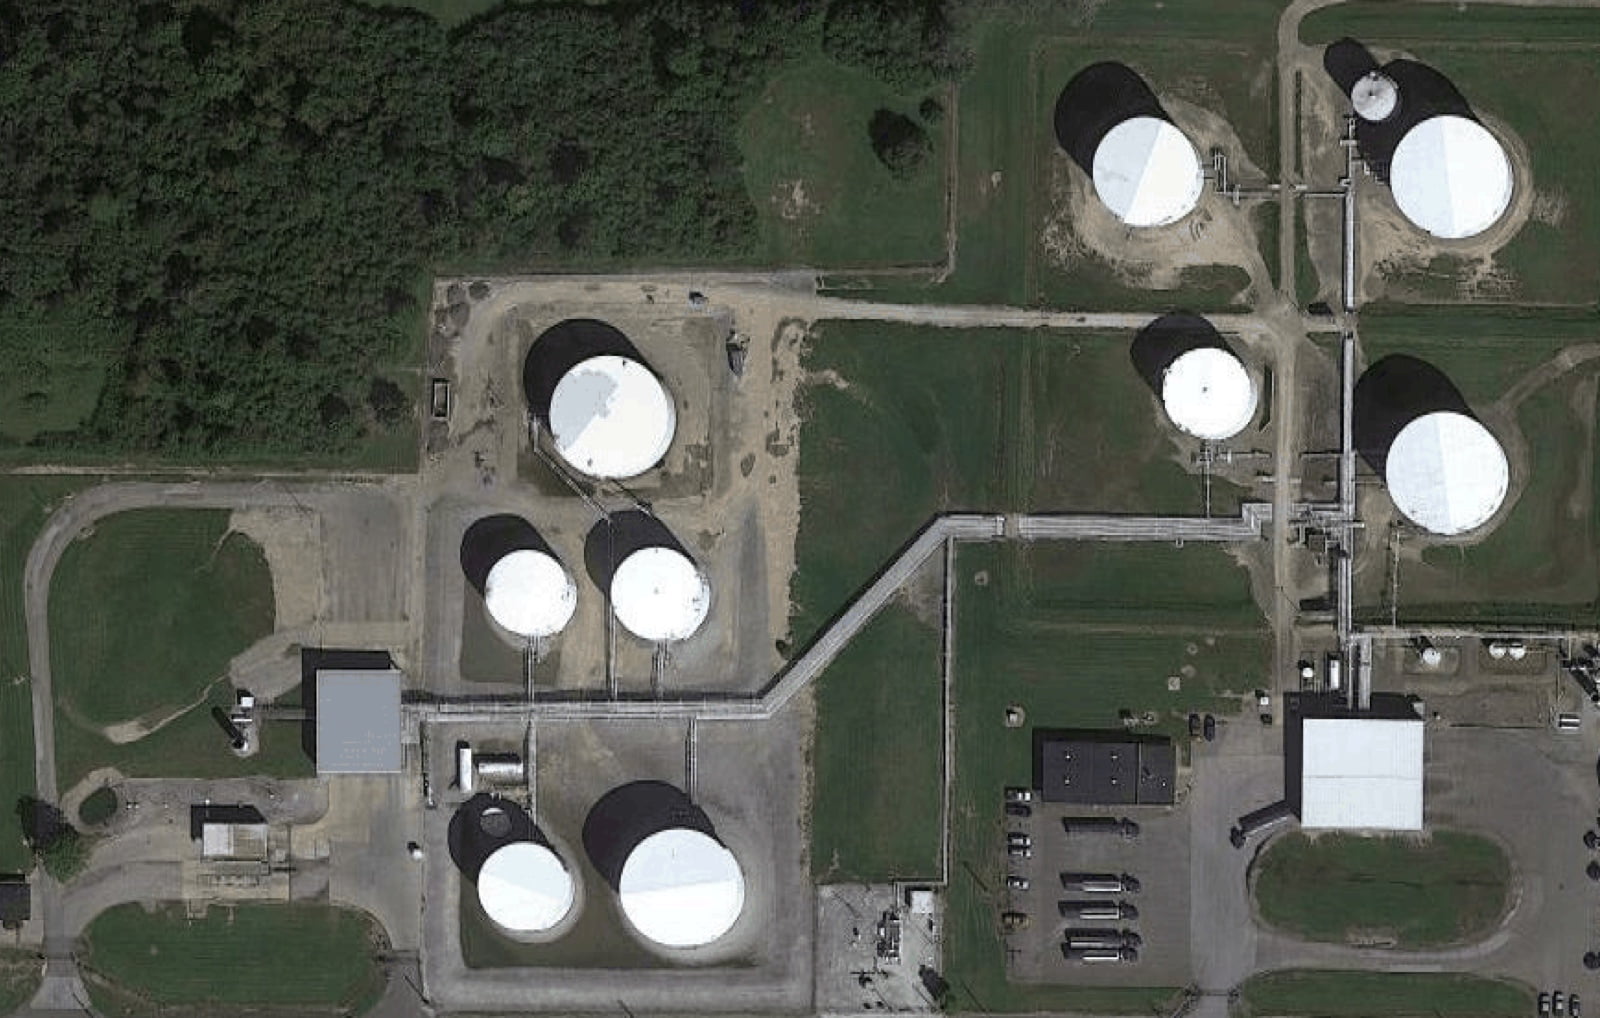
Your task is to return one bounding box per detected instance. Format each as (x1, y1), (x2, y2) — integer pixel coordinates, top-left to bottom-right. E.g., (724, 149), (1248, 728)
(1352, 71), (1398, 122)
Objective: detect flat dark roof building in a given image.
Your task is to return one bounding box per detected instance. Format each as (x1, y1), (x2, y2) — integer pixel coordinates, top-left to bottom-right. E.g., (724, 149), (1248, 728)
(1033, 730), (1175, 805)
(0, 879), (30, 928)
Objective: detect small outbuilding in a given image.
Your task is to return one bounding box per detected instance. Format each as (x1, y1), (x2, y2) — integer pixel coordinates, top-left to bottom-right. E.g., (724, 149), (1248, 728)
(1300, 716), (1424, 831)
(1033, 730), (1175, 805)
(315, 669), (403, 775)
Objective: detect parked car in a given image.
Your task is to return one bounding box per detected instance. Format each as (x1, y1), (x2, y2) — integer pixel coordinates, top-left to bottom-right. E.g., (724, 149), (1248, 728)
(1005, 787), (1034, 804)
(1542, 991), (1553, 1017)
(1006, 803), (1033, 819)
(1203, 714), (1217, 741)
(1570, 993), (1581, 1018)
(1188, 713), (1201, 737)
(1007, 832), (1032, 848)
(1584, 830), (1598, 850)
(1007, 844), (1033, 859)
(1555, 991), (1566, 1017)
(1006, 875), (1030, 891)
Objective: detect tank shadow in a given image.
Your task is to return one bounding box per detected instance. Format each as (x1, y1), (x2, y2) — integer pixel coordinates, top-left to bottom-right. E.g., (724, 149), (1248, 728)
(580, 780), (716, 891)
(1053, 62), (1169, 177)
(523, 318), (645, 421)
(1352, 354), (1472, 476)
(460, 514), (557, 597)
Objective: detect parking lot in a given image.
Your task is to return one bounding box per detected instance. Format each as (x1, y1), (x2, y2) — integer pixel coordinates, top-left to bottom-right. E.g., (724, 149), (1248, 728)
(1002, 796), (1192, 987)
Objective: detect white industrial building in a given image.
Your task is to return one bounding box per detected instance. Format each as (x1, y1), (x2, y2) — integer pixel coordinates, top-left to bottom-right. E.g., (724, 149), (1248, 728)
(549, 354), (676, 480)
(611, 546), (711, 642)
(484, 548), (578, 639)
(1389, 114), (1512, 239)
(477, 841), (577, 936)
(1091, 116), (1205, 228)
(619, 828), (745, 948)
(1385, 411), (1509, 536)
(1300, 716), (1425, 831)
(316, 669), (403, 775)
(1160, 347), (1257, 440)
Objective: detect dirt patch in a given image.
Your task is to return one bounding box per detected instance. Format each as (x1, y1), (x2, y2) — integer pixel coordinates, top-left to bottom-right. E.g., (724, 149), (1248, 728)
(229, 506), (321, 629)
(100, 678), (224, 745)
(774, 178), (820, 224)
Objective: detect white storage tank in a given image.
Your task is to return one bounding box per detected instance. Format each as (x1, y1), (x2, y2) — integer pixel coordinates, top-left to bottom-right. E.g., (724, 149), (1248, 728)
(1389, 114), (1512, 239)
(549, 355), (676, 480)
(1384, 411), (1509, 535)
(618, 828), (745, 949)
(610, 546), (711, 642)
(1160, 347), (1257, 440)
(1092, 116), (1205, 228)
(484, 548), (578, 639)
(477, 841), (577, 937)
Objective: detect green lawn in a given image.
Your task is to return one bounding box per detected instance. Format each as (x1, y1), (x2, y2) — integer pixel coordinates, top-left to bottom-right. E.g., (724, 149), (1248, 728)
(811, 603), (942, 883)
(0, 949), (41, 1016)
(791, 321), (1235, 647)
(826, 3), (1283, 309)
(1254, 831), (1511, 948)
(1302, 5), (1600, 305)
(943, 541), (1265, 1012)
(741, 57), (946, 267)
(81, 903), (386, 1015)
(50, 509), (274, 729)
(0, 477), (93, 873)
(1239, 970), (1534, 1018)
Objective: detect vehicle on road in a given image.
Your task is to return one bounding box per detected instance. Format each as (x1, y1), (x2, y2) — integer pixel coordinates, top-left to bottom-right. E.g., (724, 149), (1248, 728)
(1203, 714), (1217, 741)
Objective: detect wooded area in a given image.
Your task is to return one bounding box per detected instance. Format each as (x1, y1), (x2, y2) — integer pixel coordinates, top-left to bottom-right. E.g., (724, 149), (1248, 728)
(0, 0), (958, 459)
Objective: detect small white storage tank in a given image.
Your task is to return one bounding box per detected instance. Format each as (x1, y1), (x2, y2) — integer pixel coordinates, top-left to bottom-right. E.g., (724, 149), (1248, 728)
(549, 355), (676, 480)
(1384, 411), (1509, 535)
(1352, 71), (1398, 122)
(1160, 347), (1257, 440)
(610, 546), (711, 641)
(1091, 116), (1205, 227)
(619, 828), (745, 948)
(1389, 115), (1512, 239)
(484, 549), (578, 639)
(477, 841), (576, 936)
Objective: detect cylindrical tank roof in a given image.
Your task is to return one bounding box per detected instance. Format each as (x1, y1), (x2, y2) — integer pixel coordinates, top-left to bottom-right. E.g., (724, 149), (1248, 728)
(610, 546), (711, 642)
(1091, 116), (1204, 227)
(1390, 115), (1512, 239)
(549, 355), (676, 480)
(478, 841), (576, 934)
(1160, 347), (1257, 440)
(1385, 411), (1508, 535)
(619, 828), (744, 948)
(1352, 71), (1399, 122)
(484, 549), (578, 639)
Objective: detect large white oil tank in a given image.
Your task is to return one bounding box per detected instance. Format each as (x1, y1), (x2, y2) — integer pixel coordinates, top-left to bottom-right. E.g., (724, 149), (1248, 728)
(1389, 115), (1512, 239)
(549, 355), (676, 480)
(1385, 411), (1509, 535)
(1160, 347), (1257, 440)
(484, 549), (578, 639)
(478, 841), (576, 936)
(610, 546), (711, 642)
(1092, 116), (1205, 228)
(1352, 71), (1398, 122)
(619, 828), (744, 948)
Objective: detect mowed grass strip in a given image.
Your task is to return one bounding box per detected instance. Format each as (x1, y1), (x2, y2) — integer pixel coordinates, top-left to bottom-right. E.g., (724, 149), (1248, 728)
(811, 602), (941, 883)
(0, 477), (92, 873)
(1239, 970), (1534, 1018)
(943, 542), (1264, 1012)
(50, 509), (274, 728)
(81, 903), (386, 1015)
(1254, 831), (1511, 948)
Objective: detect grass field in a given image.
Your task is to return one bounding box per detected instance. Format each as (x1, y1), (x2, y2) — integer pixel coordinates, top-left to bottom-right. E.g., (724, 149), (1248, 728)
(942, 541), (1265, 1011)
(50, 509), (274, 729)
(352, 0), (500, 27)
(1254, 831), (1511, 948)
(1238, 970), (1534, 1017)
(0, 478), (93, 874)
(0, 308), (114, 444)
(81, 903), (386, 1015)
(0, 949), (41, 1015)
(811, 602), (942, 883)
(1301, 5), (1600, 306)
(830, 3), (1282, 309)
(790, 321), (1233, 648)
(741, 58), (947, 268)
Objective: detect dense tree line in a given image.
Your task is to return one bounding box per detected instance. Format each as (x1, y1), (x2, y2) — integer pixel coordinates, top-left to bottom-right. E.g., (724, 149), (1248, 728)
(0, 0), (963, 458)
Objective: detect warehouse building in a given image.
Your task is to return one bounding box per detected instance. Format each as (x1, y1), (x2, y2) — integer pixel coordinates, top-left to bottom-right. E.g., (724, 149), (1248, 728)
(1032, 730), (1175, 805)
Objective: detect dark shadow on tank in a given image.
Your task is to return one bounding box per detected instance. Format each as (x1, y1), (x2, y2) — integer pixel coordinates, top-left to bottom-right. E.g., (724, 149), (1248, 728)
(448, 793), (538, 882)
(523, 318), (645, 421)
(582, 510), (688, 594)
(460, 514), (555, 596)
(581, 780), (715, 891)
(1053, 62), (1167, 176)
(297, 648), (394, 762)
(1128, 314), (1231, 395)
(1352, 355), (1472, 476)
(1324, 41), (1479, 179)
